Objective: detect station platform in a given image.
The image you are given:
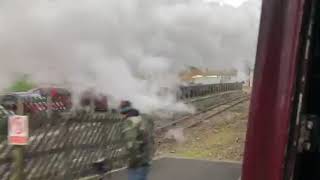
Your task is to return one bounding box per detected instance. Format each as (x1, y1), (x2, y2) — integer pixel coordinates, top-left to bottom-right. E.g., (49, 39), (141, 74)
(108, 157), (241, 180)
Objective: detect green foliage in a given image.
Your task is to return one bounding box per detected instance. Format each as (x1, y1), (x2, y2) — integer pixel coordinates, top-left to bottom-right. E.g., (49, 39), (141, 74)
(8, 76), (35, 92)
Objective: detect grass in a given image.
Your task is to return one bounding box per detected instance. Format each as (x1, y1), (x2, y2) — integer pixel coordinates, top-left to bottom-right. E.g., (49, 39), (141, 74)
(174, 127), (239, 160)
(158, 105), (249, 161)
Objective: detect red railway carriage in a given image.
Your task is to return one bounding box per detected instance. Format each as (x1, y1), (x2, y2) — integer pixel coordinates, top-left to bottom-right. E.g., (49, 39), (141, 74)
(80, 90), (108, 112)
(0, 91), (69, 113)
(0, 87), (109, 113)
(0, 92), (44, 113)
(242, 0), (320, 180)
(31, 87), (109, 112)
(29, 87), (72, 109)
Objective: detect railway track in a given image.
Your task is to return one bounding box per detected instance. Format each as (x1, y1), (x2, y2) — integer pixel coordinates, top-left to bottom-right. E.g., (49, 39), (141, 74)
(185, 90), (243, 104)
(153, 91), (245, 128)
(156, 94), (249, 133)
(186, 90), (243, 111)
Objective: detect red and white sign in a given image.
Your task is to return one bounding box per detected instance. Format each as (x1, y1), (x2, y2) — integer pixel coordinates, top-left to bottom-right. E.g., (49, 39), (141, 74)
(8, 115), (29, 145)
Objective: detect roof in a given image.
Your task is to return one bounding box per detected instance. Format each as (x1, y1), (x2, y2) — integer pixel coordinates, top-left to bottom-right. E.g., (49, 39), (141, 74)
(204, 69), (237, 76)
(28, 87), (71, 96)
(179, 67), (237, 81)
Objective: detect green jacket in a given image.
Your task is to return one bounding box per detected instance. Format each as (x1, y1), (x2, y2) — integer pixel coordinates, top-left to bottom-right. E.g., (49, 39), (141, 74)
(122, 114), (154, 168)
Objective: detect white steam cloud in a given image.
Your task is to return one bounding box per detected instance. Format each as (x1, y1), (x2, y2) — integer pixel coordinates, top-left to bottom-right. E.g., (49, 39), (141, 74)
(164, 128), (186, 144)
(0, 0), (261, 112)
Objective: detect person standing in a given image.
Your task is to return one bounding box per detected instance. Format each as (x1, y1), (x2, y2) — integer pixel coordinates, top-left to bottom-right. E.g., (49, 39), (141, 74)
(120, 101), (154, 180)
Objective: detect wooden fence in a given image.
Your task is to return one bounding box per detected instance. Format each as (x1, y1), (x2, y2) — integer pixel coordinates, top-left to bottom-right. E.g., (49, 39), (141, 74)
(0, 108), (128, 180)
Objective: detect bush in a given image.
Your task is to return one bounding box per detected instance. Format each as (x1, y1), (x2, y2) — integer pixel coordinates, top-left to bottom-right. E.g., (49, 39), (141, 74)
(8, 76), (35, 92)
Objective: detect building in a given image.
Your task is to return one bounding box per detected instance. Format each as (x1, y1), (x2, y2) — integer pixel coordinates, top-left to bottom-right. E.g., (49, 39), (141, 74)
(179, 67), (238, 85)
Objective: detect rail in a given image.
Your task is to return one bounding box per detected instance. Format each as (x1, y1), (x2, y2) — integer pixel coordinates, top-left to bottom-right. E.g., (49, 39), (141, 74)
(157, 94), (249, 132)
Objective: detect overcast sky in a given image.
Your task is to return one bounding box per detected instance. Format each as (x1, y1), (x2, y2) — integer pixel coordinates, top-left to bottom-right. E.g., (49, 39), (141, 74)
(204, 0), (250, 7)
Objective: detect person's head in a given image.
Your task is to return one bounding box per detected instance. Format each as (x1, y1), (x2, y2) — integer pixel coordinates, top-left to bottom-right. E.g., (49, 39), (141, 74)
(119, 100), (132, 115)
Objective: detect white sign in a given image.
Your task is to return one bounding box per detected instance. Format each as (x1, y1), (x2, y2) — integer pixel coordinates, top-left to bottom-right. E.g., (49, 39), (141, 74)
(8, 115), (29, 145)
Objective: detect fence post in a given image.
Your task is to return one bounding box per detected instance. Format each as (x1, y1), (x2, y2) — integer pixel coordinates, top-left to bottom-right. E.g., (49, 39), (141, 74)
(90, 98), (95, 112)
(63, 112), (72, 179)
(10, 98), (25, 180)
(47, 96), (52, 118)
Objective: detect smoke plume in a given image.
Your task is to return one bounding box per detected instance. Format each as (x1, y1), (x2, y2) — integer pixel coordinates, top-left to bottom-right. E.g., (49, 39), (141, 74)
(164, 128), (186, 144)
(0, 0), (261, 112)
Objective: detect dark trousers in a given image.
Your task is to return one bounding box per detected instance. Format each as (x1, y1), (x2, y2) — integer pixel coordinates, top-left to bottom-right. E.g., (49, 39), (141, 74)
(128, 165), (150, 180)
